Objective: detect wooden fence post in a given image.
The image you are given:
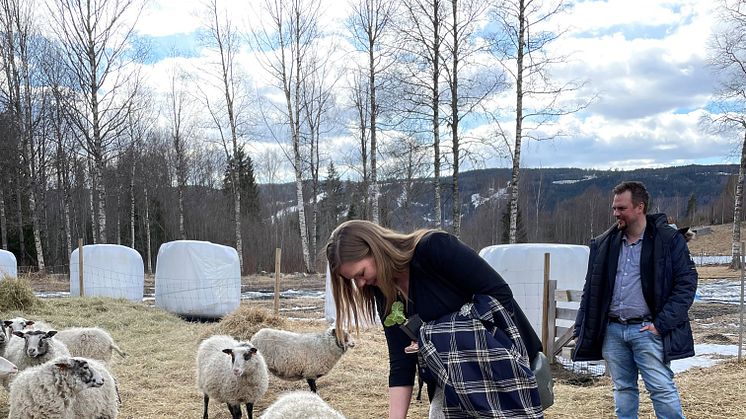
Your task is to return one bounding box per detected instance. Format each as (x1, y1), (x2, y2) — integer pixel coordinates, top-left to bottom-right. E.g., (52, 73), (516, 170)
(274, 248), (282, 315)
(78, 238), (84, 297)
(542, 253), (551, 359)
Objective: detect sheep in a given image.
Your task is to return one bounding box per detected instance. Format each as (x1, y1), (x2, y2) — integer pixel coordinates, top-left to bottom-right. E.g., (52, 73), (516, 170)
(4, 317), (55, 334)
(196, 335), (268, 419)
(250, 326), (354, 393)
(8, 356), (105, 419)
(1, 330), (70, 389)
(71, 357), (120, 419)
(259, 391), (346, 419)
(54, 327), (126, 363)
(0, 356), (18, 379)
(0, 320), (8, 357)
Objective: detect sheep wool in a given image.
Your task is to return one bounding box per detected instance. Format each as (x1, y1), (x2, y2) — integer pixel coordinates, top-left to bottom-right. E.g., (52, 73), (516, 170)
(8, 356), (105, 419)
(250, 326), (354, 392)
(196, 335), (268, 419)
(260, 391), (346, 419)
(71, 358), (120, 419)
(0, 322), (8, 357)
(54, 327), (126, 363)
(2, 330), (70, 389)
(0, 355), (17, 379)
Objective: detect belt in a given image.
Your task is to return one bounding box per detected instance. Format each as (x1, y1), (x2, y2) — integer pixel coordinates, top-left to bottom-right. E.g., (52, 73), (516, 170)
(608, 316), (649, 325)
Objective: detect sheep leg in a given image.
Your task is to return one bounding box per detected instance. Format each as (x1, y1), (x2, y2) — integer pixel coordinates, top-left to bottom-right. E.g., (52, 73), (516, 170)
(202, 394), (209, 419)
(307, 378), (317, 393)
(227, 403), (242, 419)
(245, 402), (254, 419)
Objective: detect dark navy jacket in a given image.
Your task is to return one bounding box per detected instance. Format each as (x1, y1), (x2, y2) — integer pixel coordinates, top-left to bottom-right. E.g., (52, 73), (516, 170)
(573, 213), (698, 363)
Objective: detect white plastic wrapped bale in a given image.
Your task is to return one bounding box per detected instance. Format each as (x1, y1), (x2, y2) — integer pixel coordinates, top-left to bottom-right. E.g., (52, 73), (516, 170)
(478, 243), (589, 337)
(0, 249), (17, 279)
(155, 240), (240, 319)
(69, 244), (144, 301)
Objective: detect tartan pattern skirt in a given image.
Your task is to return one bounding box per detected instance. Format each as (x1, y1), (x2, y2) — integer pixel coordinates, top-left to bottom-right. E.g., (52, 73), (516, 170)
(418, 294), (544, 418)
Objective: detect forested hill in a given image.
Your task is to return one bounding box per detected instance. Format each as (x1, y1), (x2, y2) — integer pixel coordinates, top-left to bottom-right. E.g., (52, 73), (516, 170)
(262, 163), (738, 255)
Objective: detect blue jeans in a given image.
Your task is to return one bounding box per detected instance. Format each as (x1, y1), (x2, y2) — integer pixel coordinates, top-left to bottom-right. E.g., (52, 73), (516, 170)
(602, 321), (685, 419)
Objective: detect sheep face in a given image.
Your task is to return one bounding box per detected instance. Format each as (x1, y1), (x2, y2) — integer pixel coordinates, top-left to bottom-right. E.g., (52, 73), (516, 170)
(5, 317), (31, 333)
(56, 357), (105, 391)
(0, 323), (7, 345)
(328, 327), (355, 350)
(13, 330), (58, 358)
(222, 344), (258, 377)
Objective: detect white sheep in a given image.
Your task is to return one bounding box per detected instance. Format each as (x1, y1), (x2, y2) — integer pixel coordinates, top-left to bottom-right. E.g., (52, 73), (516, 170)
(8, 356), (105, 419)
(0, 355), (18, 379)
(250, 326), (354, 393)
(2, 330), (70, 389)
(4, 317), (55, 334)
(0, 321), (8, 357)
(196, 335), (269, 419)
(260, 391), (346, 418)
(54, 327), (126, 363)
(71, 357), (120, 419)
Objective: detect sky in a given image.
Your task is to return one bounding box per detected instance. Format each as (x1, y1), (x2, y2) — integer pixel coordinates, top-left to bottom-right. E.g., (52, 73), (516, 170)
(130, 0), (736, 181)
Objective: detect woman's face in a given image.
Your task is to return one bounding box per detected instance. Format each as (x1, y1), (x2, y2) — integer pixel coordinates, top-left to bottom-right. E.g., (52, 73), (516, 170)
(339, 256), (378, 289)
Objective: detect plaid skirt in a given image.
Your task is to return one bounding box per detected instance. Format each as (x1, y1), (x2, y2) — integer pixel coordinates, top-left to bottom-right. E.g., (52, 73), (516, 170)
(418, 294), (543, 418)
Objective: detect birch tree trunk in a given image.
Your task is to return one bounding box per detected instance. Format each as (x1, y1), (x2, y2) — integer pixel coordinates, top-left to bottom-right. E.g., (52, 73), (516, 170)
(0, 188), (6, 250)
(508, 0), (526, 244)
(130, 161), (136, 248)
(144, 186), (152, 275)
(730, 130), (746, 268)
(16, 171), (26, 264)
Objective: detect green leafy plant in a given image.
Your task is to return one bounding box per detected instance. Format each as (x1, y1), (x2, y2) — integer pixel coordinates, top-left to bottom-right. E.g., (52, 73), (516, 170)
(383, 301), (406, 327)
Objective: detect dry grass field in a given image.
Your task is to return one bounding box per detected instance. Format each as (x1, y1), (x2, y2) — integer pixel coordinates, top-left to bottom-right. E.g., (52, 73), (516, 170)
(1, 224), (745, 418)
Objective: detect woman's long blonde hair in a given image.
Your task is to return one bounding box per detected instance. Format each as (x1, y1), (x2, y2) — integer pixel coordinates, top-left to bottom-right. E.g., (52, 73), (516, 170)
(326, 220), (432, 338)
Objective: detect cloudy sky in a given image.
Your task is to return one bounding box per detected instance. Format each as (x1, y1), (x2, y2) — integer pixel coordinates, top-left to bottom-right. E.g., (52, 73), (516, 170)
(129, 0), (735, 181)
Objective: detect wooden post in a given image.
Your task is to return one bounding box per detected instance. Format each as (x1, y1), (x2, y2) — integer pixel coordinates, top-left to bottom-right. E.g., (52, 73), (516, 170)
(274, 248), (282, 315)
(78, 238), (84, 297)
(542, 253), (551, 359)
(738, 242), (746, 362)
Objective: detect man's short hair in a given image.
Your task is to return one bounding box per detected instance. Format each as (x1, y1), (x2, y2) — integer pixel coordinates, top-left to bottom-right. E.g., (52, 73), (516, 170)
(613, 181), (650, 213)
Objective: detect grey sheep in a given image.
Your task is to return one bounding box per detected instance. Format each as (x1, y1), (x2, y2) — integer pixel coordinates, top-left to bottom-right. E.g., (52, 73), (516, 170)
(0, 321), (8, 357)
(196, 335), (268, 419)
(54, 327), (126, 363)
(250, 326), (354, 393)
(260, 391), (346, 419)
(2, 330), (70, 389)
(71, 357), (120, 419)
(8, 356), (105, 419)
(4, 317), (55, 334)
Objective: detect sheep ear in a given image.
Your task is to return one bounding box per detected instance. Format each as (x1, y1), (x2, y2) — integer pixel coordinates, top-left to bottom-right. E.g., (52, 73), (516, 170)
(3, 320), (10, 327)
(26, 320), (35, 326)
(45, 331), (57, 338)
(222, 349), (233, 355)
(250, 347), (257, 354)
(12, 331), (24, 338)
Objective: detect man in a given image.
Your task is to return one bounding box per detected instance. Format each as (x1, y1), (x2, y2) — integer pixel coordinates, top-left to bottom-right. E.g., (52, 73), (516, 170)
(573, 181), (697, 418)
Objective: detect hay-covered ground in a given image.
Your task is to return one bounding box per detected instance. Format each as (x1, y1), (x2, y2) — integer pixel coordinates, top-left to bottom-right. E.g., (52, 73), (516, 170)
(1, 265), (745, 418)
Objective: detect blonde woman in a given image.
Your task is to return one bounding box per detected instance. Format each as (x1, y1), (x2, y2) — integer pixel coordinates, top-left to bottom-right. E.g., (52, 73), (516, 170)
(326, 220), (543, 418)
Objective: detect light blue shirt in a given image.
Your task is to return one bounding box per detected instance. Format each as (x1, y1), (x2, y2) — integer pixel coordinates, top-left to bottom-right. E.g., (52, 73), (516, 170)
(609, 234), (651, 320)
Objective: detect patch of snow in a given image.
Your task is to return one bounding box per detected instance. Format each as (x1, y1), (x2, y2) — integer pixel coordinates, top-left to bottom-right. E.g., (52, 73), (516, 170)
(551, 175), (597, 185)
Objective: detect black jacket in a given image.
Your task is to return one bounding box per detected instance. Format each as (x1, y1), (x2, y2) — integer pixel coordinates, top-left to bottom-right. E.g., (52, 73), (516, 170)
(375, 231), (542, 387)
(572, 213), (698, 363)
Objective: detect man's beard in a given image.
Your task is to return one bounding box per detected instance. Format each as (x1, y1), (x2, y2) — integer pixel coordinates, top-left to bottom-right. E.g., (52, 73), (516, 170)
(617, 219), (627, 230)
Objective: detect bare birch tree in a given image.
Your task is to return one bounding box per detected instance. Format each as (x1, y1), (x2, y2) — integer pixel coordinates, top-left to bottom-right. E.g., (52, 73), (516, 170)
(704, 0), (746, 268)
(254, 0), (323, 272)
(0, 0), (47, 271)
(396, 0), (447, 227)
(197, 0), (249, 271)
(491, 0), (585, 243)
(46, 0), (144, 244)
(348, 0), (398, 224)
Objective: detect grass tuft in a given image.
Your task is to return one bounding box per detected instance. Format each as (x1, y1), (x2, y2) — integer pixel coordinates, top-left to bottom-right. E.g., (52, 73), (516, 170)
(0, 275), (38, 311)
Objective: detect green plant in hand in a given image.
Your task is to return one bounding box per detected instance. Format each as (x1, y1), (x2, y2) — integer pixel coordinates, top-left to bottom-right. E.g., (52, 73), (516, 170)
(384, 301), (407, 326)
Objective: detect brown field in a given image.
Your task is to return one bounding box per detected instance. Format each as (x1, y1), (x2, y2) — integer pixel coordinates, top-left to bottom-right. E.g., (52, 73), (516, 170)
(1, 225), (745, 418)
